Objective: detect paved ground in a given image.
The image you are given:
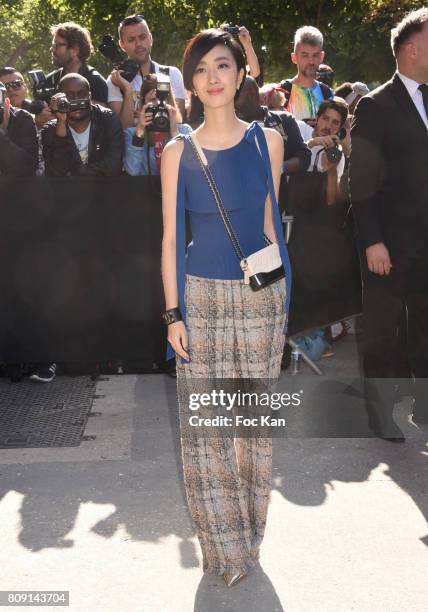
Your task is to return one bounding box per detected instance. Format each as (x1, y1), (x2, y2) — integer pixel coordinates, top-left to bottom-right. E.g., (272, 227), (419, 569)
(0, 331), (427, 612)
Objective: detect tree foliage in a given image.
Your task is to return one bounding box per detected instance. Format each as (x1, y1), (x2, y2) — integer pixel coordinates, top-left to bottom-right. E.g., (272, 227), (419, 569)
(1, 0), (426, 88)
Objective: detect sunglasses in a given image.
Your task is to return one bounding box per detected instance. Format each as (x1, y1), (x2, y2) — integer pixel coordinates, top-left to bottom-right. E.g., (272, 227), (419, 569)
(4, 79), (24, 90)
(50, 42), (68, 50)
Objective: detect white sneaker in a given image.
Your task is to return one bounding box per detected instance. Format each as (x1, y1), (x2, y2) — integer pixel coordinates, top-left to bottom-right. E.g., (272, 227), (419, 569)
(30, 363), (57, 383)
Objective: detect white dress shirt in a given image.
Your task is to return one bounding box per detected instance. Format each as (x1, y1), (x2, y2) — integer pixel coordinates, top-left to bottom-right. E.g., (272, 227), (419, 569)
(397, 72), (428, 130)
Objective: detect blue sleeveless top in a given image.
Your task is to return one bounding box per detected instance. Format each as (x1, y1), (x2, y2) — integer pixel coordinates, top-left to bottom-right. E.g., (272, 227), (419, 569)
(183, 128), (267, 279)
(167, 121), (292, 360)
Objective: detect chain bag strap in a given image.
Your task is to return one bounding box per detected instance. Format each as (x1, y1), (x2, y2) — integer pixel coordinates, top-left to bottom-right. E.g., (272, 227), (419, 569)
(188, 132), (284, 290)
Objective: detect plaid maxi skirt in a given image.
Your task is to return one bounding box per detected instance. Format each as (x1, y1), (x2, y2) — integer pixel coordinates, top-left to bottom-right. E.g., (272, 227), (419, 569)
(176, 273), (287, 575)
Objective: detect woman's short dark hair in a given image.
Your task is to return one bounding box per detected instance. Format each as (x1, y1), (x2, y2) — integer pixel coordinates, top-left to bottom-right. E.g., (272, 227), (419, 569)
(182, 28), (246, 99)
(316, 97), (349, 126)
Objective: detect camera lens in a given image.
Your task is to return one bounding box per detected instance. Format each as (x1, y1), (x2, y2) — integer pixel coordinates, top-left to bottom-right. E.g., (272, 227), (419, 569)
(156, 114), (168, 129)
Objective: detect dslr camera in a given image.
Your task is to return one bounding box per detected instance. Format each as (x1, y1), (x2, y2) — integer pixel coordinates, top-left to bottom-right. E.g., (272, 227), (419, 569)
(22, 70), (57, 114)
(0, 82), (6, 124)
(222, 24), (240, 36)
(146, 74), (171, 133)
(98, 35), (139, 82)
(324, 127), (347, 164)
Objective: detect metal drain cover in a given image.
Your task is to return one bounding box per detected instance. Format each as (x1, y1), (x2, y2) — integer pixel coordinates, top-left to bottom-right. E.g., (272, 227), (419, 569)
(0, 376), (97, 448)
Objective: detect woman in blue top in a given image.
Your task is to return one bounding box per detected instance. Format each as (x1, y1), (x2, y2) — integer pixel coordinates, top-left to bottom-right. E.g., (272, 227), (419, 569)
(161, 29), (291, 587)
(123, 75), (191, 176)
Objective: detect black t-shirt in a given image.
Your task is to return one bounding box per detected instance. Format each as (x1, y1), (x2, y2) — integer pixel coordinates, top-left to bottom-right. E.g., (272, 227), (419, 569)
(45, 64), (108, 103)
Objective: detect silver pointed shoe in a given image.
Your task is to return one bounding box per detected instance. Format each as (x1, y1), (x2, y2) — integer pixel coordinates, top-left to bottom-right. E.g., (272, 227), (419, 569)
(222, 570), (248, 587)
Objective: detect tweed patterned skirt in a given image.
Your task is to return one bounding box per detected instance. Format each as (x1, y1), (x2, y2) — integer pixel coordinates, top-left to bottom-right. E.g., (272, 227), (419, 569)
(176, 274), (286, 575)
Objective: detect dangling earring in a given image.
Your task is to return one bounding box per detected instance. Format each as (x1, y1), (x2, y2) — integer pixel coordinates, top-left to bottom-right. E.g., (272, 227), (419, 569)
(193, 90), (198, 97)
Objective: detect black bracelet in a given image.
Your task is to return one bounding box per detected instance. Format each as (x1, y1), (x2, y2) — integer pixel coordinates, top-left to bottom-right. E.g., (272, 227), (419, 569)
(132, 133), (145, 147)
(163, 307), (182, 325)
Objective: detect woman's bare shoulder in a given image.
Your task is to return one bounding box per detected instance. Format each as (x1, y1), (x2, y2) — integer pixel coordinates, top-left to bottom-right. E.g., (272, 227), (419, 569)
(261, 127), (284, 162)
(162, 136), (185, 162)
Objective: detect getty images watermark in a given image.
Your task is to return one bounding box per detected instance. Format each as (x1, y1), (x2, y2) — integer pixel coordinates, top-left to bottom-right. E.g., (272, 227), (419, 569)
(187, 389), (303, 428)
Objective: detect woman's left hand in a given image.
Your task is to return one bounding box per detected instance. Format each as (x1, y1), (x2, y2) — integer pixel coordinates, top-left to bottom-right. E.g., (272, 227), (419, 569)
(166, 103), (179, 137)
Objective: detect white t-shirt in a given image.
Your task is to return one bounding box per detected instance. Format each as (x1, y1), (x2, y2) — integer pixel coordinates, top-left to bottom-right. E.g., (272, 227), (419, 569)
(297, 121), (345, 178)
(107, 60), (187, 111)
(69, 123), (91, 164)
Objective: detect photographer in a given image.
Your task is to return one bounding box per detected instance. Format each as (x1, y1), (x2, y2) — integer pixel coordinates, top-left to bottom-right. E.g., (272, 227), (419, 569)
(45, 22), (108, 106)
(0, 67), (54, 131)
(42, 73), (123, 176)
(106, 15), (187, 128)
(0, 82), (38, 176)
(298, 97), (349, 205)
(0, 67), (55, 174)
(235, 76), (310, 175)
(123, 74), (191, 176)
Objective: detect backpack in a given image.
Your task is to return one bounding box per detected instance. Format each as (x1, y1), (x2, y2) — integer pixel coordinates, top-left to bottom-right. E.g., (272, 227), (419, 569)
(280, 79), (332, 109)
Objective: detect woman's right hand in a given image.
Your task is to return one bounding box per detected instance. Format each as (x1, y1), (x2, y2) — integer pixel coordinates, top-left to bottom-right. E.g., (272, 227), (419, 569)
(135, 102), (153, 137)
(167, 321), (189, 361)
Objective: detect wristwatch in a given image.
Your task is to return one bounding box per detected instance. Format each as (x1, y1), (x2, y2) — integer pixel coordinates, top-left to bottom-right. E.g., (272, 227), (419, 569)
(163, 307), (182, 325)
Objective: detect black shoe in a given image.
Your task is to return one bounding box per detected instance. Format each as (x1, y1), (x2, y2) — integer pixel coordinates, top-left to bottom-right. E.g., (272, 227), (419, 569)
(30, 363), (56, 383)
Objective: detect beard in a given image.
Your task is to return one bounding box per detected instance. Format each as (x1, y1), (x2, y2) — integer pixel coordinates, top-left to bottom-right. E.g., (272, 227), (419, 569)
(302, 66), (317, 79)
(52, 56), (65, 68)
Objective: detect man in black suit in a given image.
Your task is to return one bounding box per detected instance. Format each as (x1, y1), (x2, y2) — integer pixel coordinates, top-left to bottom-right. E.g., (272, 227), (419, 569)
(350, 7), (428, 440)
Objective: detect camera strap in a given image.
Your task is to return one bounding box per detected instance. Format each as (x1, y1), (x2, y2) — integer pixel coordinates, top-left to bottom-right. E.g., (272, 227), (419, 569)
(311, 148), (324, 173)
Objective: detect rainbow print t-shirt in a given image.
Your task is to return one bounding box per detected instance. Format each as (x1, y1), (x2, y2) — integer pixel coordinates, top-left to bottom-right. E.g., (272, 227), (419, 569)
(286, 81), (332, 121)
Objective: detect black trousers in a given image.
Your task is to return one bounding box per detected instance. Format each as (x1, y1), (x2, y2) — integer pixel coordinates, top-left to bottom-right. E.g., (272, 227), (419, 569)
(360, 247), (428, 430)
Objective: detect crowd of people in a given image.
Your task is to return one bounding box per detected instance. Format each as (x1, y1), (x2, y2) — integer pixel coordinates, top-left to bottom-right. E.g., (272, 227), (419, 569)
(0, 9), (427, 441)
(0, 17), (356, 379)
(0, 17), (363, 183)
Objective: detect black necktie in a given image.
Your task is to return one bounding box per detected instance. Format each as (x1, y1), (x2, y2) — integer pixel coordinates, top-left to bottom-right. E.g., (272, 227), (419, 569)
(418, 83), (428, 121)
